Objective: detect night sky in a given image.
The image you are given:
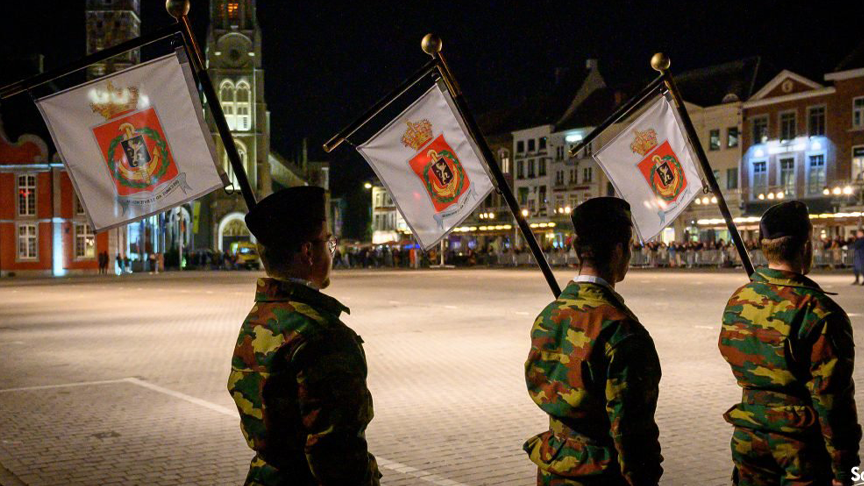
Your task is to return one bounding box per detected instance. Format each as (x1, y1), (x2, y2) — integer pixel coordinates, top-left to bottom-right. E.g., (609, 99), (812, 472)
(3, 1), (864, 202)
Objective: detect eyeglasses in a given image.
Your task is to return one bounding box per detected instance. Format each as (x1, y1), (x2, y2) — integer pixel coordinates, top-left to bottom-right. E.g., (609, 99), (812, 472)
(313, 236), (338, 255)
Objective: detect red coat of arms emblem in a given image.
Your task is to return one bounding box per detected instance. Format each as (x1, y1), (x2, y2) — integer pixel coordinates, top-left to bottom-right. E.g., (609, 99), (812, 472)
(90, 82), (179, 198)
(402, 120), (470, 213)
(631, 129), (687, 203)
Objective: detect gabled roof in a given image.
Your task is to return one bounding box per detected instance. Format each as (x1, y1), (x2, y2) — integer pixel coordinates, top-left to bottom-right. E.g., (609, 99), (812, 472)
(674, 57), (774, 106)
(554, 87), (621, 132)
(477, 66), (601, 136)
(750, 69), (824, 101)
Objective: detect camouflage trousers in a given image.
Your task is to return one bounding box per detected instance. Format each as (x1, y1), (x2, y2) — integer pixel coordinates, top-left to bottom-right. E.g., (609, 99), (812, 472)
(731, 427), (833, 486)
(537, 469), (629, 486)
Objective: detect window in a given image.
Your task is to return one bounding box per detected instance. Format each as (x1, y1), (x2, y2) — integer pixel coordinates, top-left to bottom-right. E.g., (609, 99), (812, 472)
(224, 139), (248, 189)
(606, 182), (615, 196)
(518, 187), (528, 205)
(556, 146), (564, 161)
(219, 80), (236, 130)
(539, 137), (547, 151)
(539, 186), (547, 208)
(569, 169), (576, 184)
(727, 127), (739, 148)
(709, 129), (720, 151)
(726, 168), (738, 190)
(538, 159), (546, 177)
(807, 154), (826, 195)
(779, 158), (795, 196)
(235, 81), (252, 132)
(528, 139), (536, 152)
(17, 224), (37, 260)
(498, 149), (510, 173)
(517, 160), (524, 179)
(713, 170), (721, 184)
(75, 192), (86, 215)
(17, 174), (36, 216)
(780, 111), (796, 141)
(752, 161), (767, 196)
(528, 199), (536, 213)
(528, 159), (535, 178)
(74, 223), (96, 259)
(853, 146), (864, 183)
(808, 106), (825, 136)
(227, 2), (239, 20)
(752, 116), (768, 143)
(516, 141), (525, 153)
(584, 142), (593, 157)
(555, 170), (564, 185)
(854, 97), (864, 128)
(583, 167), (593, 183)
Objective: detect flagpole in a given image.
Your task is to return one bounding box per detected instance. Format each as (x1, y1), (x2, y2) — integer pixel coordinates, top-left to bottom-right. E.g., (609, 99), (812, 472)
(567, 74), (666, 159)
(652, 53), (755, 277)
(422, 34), (561, 297)
(167, 0), (257, 211)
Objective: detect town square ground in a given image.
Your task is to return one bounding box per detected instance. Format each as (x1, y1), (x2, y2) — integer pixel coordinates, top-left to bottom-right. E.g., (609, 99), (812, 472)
(1, 268), (863, 485)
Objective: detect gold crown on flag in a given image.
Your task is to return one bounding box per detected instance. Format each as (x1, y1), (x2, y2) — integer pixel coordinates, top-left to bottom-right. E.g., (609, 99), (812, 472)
(89, 81), (140, 120)
(401, 119), (433, 151)
(629, 128), (658, 156)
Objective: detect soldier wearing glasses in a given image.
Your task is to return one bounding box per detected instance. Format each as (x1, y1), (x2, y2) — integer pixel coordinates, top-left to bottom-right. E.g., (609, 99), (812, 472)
(227, 186), (381, 486)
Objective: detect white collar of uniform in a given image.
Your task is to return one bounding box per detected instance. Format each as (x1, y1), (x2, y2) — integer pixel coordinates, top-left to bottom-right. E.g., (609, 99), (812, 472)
(572, 274), (612, 288)
(284, 277), (319, 290)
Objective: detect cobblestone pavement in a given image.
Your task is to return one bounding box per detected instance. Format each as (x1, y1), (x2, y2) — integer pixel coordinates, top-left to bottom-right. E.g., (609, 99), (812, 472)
(0, 269), (863, 485)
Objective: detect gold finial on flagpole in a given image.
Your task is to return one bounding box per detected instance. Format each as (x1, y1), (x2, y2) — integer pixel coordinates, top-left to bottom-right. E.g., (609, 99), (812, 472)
(166, 0), (191, 19)
(651, 53), (670, 72)
(422, 34), (443, 57)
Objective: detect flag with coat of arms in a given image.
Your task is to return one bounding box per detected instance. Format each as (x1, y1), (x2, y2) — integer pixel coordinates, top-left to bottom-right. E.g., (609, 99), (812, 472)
(357, 81), (494, 250)
(36, 49), (227, 232)
(592, 94), (703, 241)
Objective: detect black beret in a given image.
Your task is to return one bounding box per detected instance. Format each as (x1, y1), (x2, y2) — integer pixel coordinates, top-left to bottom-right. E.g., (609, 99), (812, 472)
(571, 197), (632, 243)
(760, 201), (811, 240)
(245, 186), (326, 248)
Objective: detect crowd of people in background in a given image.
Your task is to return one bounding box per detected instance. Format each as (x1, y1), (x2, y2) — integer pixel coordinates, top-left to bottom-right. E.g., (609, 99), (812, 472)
(98, 231), (864, 276)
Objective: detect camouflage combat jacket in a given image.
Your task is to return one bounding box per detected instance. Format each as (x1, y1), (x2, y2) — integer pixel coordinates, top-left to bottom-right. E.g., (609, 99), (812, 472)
(719, 268), (861, 481)
(228, 278), (380, 486)
(524, 280), (663, 486)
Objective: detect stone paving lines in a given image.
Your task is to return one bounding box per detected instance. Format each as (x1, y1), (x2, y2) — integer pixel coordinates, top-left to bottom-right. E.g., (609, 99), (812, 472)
(1, 270), (864, 485)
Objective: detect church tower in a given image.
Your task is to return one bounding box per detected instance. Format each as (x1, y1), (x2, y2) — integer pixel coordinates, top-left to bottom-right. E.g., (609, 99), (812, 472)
(204, 0), (271, 251)
(85, 0), (141, 79)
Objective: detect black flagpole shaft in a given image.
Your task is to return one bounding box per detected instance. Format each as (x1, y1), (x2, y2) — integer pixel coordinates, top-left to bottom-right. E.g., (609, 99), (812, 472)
(0, 23), (184, 100)
(567, 74), (666, 158)
(177, 15), (257, 211)
(661, 69), (755, 277)
(431, 49), (561, 298)
(323, 59), (438, 153)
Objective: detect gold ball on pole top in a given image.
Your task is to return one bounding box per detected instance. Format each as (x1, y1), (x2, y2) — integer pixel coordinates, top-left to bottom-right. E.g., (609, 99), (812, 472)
(166, 0), (191, 19)
(651, 52), (671, 72)
(422, 34), (443, 56)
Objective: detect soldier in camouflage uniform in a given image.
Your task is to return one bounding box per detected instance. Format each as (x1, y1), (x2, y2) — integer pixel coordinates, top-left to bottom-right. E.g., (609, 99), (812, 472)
(228, 187), (381, 486)
(719, 201), (861, 486)
(524, 197), (663, 486)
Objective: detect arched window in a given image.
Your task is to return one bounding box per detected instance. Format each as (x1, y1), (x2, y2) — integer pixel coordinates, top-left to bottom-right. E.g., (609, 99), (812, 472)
(219, 80), (236, 130)
(224, 139), (248, 189)
(235, 81), (251, 132)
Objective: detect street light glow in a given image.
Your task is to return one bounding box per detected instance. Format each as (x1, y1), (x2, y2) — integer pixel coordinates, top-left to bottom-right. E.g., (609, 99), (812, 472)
(364, 182), (372, 189)
(843, 186), (854, 195)
(521, 209), (529, 217)
(833, 187), (842, 196)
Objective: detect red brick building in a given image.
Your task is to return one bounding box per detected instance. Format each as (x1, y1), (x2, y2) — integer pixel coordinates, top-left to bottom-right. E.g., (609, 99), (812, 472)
(0, 128), (108, 276)
(741, 48), (864, 237)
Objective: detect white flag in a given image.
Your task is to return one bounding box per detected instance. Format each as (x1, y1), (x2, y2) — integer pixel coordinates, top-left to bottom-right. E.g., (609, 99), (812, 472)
(37, 50), (227, 232)
(593, 95), (702, 241)
(357, 82), (494, 250)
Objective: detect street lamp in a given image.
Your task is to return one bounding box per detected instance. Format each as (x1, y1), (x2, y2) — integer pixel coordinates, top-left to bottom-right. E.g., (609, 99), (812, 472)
(364, 182), (372, 190)
(521, 209), (529, 217)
